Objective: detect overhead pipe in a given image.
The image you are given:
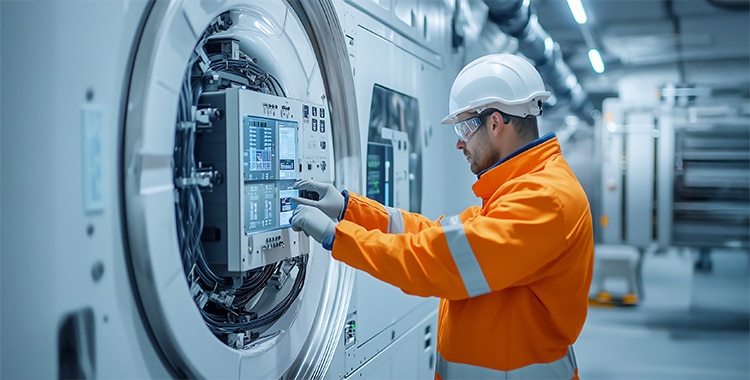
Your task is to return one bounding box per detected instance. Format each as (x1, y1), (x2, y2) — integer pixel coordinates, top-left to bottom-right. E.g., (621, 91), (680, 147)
(483, 0), (596, 124)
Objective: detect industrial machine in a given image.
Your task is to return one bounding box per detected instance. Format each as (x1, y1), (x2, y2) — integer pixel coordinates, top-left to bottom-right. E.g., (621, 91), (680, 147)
(2, 0), (601, 378)
(598, 85), (749, 279)
(659, 87), (750, 271)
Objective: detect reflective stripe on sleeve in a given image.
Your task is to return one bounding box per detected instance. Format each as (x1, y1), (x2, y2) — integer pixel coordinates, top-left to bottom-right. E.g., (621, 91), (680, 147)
(384, 205), (404, 233)
(441, 214), (462, 227)
(440, 217), (491, 297)
(436, 346), (578, 379)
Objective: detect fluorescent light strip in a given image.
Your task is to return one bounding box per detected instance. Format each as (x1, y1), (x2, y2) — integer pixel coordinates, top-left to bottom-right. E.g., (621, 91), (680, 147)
(588, 48), (605, 73)
(567, 0), (588, 24)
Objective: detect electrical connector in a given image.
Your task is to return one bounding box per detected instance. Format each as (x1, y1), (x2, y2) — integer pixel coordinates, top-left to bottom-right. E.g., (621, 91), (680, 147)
(209, 291), (236, 308)
(176, 166), (223, 189)
(270, 259), (294, 289)
(189, 282), (209, 309)
(196, 107), (222, 127)
(227, 333), (244, 349)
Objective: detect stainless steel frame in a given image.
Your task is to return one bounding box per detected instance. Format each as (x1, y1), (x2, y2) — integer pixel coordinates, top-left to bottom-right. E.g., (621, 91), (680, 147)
(123, 1), (360, 378)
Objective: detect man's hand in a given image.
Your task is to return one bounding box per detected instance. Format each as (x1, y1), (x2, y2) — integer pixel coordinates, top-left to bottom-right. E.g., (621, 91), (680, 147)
(290, 205), (337, 249)
(291, 179), (345, 220)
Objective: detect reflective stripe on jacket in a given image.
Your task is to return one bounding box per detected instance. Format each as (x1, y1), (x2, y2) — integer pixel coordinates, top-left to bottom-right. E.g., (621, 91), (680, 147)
(436, 346), (578, 379)
(331, 134), (594, 377)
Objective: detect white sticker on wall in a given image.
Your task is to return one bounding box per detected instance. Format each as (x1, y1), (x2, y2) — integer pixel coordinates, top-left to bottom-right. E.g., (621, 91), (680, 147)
(82, 105), (104, 213)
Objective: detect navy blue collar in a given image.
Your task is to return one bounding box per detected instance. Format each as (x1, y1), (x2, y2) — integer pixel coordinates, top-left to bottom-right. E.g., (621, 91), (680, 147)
(476, 132), (557, 179)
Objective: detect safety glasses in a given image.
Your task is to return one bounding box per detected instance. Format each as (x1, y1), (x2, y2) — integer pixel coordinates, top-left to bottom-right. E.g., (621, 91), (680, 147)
(453, 116), (482, 142)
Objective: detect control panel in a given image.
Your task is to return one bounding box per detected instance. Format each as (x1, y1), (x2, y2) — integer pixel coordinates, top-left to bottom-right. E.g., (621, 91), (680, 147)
(365, 85), (420, 212)
(365, 128), (409, 209)
(196, 88), (333, 273)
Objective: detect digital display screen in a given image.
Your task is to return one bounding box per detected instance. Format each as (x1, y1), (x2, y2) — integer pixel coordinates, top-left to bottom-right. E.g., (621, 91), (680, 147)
(278, 125), (296, 179)
(242, 115), (298, 234)
(366, 142), (393, 206)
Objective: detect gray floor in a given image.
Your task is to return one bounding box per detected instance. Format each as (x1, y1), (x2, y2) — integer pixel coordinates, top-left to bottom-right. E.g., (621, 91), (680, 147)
(577, 248), (750, 379)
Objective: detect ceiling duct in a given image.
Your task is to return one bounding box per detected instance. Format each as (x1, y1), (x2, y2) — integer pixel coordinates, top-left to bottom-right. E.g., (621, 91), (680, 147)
(483, 0), (595, 124)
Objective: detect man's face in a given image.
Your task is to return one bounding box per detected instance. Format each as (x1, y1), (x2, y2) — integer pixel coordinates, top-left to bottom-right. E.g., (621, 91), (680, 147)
(455, 114), (501, 174)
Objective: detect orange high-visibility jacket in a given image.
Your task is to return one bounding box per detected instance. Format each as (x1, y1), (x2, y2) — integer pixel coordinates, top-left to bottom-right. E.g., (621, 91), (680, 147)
(331, 134), (594, 379)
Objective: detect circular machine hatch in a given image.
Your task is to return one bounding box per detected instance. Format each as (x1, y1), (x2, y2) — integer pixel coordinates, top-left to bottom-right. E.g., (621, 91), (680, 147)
(123, 1), (360, 378)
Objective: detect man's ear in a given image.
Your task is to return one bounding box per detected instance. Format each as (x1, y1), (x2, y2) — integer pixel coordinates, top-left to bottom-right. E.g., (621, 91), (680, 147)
(490, 112), (505, 135)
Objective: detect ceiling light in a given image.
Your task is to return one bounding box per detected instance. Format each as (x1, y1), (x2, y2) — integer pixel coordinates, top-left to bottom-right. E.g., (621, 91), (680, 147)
(588, 48), (605, 73)
(566, 0), (588, 24)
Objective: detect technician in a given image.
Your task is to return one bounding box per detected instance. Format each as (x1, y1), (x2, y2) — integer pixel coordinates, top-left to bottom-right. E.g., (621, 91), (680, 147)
(291, 53), (594, 379)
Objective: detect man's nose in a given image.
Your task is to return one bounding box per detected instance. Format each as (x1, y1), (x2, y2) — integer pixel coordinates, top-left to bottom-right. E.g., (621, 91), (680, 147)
(456, 138), (465, 150)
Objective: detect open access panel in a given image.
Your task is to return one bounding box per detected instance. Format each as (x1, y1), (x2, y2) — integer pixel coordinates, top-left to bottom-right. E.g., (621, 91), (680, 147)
(197, 88), (333, 274)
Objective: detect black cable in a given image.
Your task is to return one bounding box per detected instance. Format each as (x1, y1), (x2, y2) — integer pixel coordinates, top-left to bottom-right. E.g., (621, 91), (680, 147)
(174, 27), (306, 343)
(205, 57), (284, 96)
(235, 259), (306, 331)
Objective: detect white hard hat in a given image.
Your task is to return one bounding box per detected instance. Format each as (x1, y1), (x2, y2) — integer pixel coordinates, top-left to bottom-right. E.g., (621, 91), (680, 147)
(441, 54), (551, 124)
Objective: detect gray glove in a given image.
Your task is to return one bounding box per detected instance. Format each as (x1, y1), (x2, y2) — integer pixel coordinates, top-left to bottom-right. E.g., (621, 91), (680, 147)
(291, 179), (345, 220)
(290, 205), (337, 250)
